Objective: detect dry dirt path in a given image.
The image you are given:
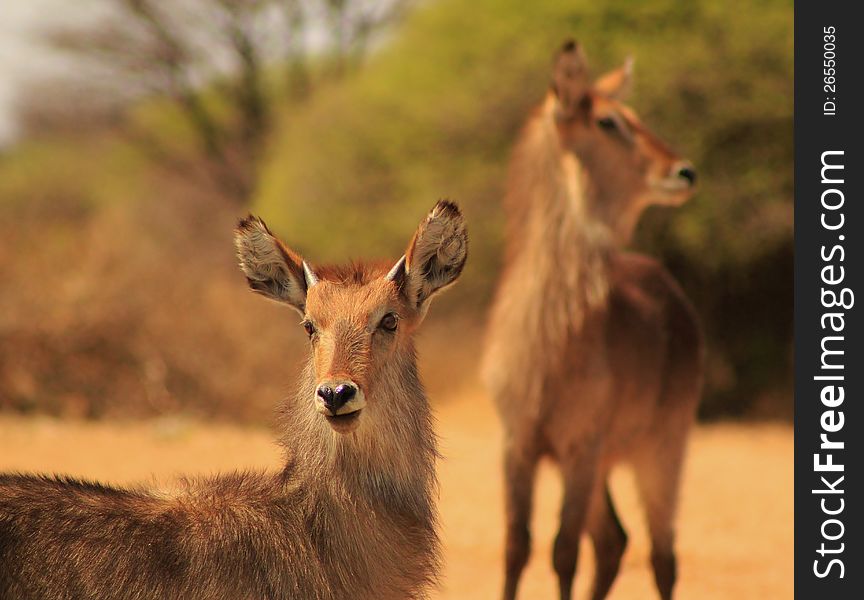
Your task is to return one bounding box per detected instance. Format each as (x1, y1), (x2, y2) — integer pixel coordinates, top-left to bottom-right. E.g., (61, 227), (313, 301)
(0, 394), (792, 599)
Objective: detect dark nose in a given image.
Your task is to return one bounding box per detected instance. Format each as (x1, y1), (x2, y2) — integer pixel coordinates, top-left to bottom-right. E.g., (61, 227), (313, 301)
(677, 165), (697, 186)
(316, 383), (357, 413)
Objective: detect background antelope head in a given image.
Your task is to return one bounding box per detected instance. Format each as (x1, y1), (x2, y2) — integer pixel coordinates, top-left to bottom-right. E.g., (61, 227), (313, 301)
(234, 201), (468, 435)
(550, 40), (697, 239)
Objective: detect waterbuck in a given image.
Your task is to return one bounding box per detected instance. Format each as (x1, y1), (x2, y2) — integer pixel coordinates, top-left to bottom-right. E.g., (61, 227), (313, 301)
(0, 200), (468, 600)
(481, 41), (703, 600)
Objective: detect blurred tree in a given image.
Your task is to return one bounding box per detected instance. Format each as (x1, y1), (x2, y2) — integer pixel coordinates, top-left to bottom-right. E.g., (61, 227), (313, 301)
(23, 0), (411, 204)
(319, 0), (412, 73)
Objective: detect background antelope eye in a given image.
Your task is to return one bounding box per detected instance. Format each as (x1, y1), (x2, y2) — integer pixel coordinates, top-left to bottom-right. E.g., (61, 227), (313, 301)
(379, 313), (398, 332)
(302, 321), (316, 337)
(597, 116), (617, 131)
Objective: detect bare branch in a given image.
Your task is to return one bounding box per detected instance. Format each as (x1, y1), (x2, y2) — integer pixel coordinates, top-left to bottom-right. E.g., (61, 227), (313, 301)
(21, 0), (418, 205)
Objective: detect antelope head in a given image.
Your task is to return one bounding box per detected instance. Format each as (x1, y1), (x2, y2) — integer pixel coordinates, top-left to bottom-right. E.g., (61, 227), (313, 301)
(234, 201), (468, 434)
(550, 40), (697, 240)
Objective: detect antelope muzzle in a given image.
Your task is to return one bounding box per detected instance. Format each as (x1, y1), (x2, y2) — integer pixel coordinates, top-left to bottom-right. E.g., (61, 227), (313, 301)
(315, 380), (366, 433)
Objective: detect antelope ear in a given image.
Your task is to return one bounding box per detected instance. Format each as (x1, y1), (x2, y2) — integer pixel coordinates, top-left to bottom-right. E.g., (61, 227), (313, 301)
(234, 215), (313, 315)
(552, 39), (590, 117)
(594, 56), (634, 100)
(390, 200), (468, 314)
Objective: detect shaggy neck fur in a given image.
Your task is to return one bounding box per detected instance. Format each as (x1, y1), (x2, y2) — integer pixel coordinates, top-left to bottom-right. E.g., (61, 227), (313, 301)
(280, 357), (437, 503)
(503, 95), (614, 334)
(483, 96), (617, 412)
(277, 344), (440, 596)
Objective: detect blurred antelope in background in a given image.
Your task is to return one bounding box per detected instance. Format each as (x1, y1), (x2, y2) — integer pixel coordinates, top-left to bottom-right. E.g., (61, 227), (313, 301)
(0, 201), (468, 600)
(482, 41), (702, 600)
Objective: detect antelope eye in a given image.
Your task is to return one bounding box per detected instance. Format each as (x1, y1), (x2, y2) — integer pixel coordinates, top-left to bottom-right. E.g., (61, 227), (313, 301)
(597, 116), (617, 131)
(302, 321), (316, 338)
(379, 313), (398, 332)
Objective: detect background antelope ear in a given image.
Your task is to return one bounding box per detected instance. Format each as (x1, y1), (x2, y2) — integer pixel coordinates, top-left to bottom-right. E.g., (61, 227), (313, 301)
(395, 200), (468, 314)
(552, 39), (590, 117)
(234, 215), (311, 315)
(594, 56), (634, 100)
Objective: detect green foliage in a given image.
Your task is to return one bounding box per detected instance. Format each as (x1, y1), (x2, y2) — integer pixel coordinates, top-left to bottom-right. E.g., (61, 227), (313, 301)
(0, 133), (147, 216)
(256, 0), (793, 417)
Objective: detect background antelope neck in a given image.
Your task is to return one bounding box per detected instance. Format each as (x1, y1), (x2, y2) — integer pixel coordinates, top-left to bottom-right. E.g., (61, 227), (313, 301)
(509, 101), (618, 238)
(503, 101), (614, 305)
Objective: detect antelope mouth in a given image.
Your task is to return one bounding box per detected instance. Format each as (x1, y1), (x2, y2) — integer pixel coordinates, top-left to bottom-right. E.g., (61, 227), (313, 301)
(650, 177), (696, 205)
(324, 409), (362, 432)
(652, 177), (691, 193)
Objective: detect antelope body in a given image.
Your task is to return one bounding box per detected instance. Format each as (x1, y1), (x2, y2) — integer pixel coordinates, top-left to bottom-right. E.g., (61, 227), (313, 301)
(482, 42), (703, 600)
(0, 201), (468, 600)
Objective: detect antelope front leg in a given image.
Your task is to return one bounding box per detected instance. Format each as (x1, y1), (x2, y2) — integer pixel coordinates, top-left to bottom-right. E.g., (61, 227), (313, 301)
(553, 461), (597, 600)
(586, 483), (628, 600)
(502, 439), (539, 600)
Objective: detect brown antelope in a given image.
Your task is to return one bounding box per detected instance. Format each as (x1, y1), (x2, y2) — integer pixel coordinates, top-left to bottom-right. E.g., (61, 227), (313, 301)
(481, 41), (703, 600)
(0, 200), (468, 600)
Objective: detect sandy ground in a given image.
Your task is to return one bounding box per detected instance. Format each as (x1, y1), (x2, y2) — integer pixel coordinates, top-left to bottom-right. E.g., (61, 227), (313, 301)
(0, 394), (792, 599)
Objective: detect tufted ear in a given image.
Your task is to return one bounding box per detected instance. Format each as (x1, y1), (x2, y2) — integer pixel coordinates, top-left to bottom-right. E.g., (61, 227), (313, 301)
(386, 200), (468, 316)
(552, 39), (590, 118)
(234, 215), (316, 315)
(594, 56), (634, 100)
